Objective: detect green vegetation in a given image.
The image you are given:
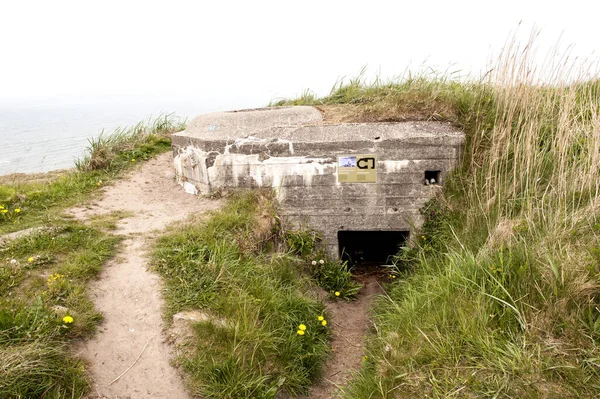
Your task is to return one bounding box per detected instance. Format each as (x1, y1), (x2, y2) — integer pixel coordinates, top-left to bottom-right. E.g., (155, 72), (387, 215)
(0, 115), (184, 398)
(0, 223), (120, 398)
(311, 258), (362, 300)
(151, 191), (335, 398)
(0, 114), (185, 234)
(4, 37), (600, 398)
(285, 229), (362, 299)
(281, 45), (600, 397)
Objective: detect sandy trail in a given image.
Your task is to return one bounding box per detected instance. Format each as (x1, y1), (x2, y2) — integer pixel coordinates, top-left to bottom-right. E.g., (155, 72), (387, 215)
(69, 152), (221, 399)
(307, 274), (383, 399)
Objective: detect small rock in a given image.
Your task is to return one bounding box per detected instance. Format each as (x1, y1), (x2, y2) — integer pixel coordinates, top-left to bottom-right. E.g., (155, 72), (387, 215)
(173, 310), (226, 327)
(52, 305), (69, 316)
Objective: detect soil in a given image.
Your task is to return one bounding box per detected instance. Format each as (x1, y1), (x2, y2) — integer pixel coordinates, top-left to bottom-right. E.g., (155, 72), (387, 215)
(69, 152), (222, 399)
(306, 273), (384, 399)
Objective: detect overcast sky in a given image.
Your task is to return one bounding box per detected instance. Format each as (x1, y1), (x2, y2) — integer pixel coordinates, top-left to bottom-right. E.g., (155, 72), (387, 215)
(1, 0), (598, 107)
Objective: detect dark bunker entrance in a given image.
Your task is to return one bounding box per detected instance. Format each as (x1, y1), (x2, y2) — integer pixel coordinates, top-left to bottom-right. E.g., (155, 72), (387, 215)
(337, 230), (409, 267)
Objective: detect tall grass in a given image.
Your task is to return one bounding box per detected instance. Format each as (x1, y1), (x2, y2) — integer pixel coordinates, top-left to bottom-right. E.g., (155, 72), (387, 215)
(75, 113), (185, 172)
(278, 38), (600, 397)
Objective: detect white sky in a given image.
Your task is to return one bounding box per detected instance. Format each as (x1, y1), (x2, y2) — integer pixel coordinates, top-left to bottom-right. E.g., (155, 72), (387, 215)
(1, 0), (598, 106)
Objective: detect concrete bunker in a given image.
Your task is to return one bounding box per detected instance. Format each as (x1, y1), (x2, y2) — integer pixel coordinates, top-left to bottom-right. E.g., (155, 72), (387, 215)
(172, 106), (464, 258)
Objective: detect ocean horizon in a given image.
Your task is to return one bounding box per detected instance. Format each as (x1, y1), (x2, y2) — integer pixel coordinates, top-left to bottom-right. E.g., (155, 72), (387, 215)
(0, 95), (257, 176)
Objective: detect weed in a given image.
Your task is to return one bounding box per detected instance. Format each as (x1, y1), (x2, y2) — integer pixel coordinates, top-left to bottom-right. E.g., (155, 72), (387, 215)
(309, 258), (362, 300)
(285, 229), (321, 257)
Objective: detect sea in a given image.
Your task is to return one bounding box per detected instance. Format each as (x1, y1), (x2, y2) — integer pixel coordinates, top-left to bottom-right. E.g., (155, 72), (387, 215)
(0, 95), (253, 176)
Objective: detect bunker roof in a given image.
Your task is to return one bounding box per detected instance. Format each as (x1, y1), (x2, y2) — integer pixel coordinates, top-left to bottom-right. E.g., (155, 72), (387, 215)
(176, 106), (464, 144)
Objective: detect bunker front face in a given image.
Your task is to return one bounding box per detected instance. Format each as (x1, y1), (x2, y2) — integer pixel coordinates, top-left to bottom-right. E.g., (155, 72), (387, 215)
(172, 106), (464, 258)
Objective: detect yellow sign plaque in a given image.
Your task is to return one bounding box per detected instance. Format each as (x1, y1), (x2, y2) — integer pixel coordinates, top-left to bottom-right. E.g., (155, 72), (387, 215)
(337, 154), (377, 183)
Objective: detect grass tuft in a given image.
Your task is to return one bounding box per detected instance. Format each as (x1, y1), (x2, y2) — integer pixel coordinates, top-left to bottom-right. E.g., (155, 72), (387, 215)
(75, 113), (184, 172)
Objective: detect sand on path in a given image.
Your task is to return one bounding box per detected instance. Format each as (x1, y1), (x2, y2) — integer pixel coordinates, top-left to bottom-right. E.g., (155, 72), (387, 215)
(70, 152), (221, 399)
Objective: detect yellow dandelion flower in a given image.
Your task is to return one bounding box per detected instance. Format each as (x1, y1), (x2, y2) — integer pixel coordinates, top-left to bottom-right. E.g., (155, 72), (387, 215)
(14, 208), (21, 213)
(1, 209), (7, 214)
(298, 324), (307, 331)
(321, 320), (327, 326)
(297, 330), (305, 336)
(317, 316), (324, 321)
(131, 159), (136, 162)
(362, 355), (368, 362)
(335, 291), (340, 297)
(0, 205), (4, 209)
(63, 315), (74, 324)
(28, 257), (34, 263)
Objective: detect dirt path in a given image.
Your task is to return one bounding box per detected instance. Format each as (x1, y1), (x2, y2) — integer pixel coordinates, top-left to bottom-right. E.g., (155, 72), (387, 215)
(60, 151), (381, 398)
(308, 274), (383, 399)
(70, 153), (221, 398)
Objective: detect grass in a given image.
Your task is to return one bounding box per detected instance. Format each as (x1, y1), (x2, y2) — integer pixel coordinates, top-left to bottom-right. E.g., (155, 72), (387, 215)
(152, 191), (336, 398)
(0, 222), (120, 398)
(0, 114), (184, 397)
(0, 114), (185, 235)
(279, 40), (600, 397)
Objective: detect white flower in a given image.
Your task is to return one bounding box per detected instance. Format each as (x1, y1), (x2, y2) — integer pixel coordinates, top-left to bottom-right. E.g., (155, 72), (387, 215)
(311, 261), (317, 266)
(10, 259), (17, 264)
(319, 260), (325, 265)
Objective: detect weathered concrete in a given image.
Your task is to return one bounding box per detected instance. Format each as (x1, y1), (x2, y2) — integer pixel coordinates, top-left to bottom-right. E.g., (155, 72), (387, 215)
(172, 106), (464, 257)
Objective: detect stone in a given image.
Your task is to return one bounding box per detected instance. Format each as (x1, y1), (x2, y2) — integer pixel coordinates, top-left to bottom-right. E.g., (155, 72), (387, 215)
(172, 106), (465, 257)
(172, 310), (226, 327)
(52, 305), (69, 316)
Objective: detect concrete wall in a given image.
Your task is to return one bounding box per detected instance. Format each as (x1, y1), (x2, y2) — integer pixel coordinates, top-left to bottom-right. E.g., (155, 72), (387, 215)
(172, 106), (464, 256)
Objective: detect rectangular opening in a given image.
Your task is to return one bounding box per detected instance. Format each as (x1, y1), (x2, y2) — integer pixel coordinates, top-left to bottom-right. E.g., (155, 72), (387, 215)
(338, 230), (409, 264)
(424, 170), (441, 185)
